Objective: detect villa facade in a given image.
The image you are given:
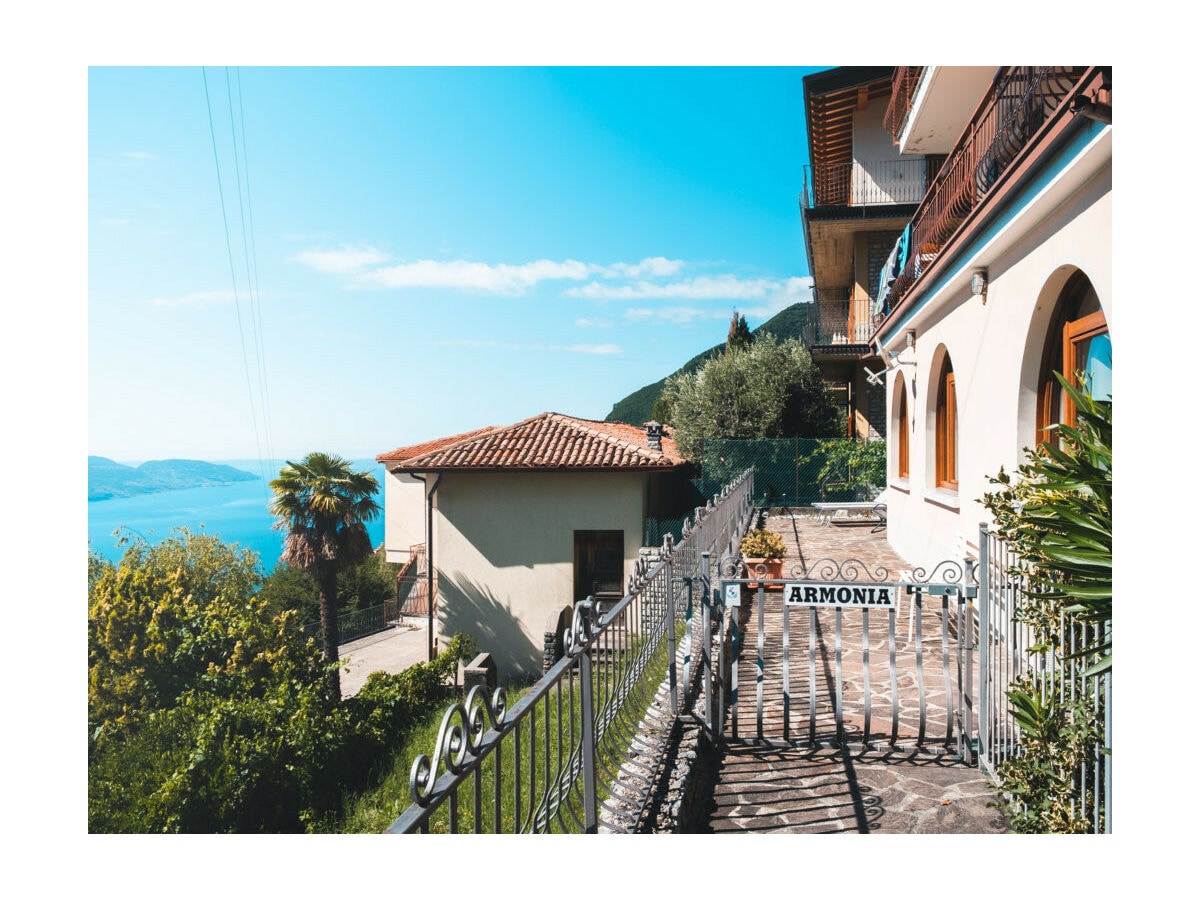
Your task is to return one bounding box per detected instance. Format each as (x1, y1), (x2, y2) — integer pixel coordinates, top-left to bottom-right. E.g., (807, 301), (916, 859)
(377, 414), (700, 681)
(803, 66), (1112, 567)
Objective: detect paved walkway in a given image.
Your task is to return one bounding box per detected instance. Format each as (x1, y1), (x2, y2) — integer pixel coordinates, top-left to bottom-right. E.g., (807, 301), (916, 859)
(701, 512), (1009, 834)
(337, 616), (433, 697)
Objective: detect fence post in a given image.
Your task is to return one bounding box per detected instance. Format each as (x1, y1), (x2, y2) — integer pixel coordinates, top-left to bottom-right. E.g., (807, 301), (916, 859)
(579, 637), (598, 833)
(683, 576), (694, 691)
(701, 551), (712, 736)
(666, 537), (678, 715)
(977, 522), (991, 772)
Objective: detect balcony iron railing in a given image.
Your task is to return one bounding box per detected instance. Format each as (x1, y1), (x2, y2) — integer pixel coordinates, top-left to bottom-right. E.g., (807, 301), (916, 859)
(884, 66), (925, 144)
(803, 287), (875, 347)
(802, 157), (927, 208)
(874, 66), (1088, 325)
(397, 542), (436, 617)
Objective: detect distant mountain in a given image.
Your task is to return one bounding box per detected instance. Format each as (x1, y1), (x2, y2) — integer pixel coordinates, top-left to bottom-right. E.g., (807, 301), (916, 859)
(605, 302), (811, 425)
(89, 456), (259, 501)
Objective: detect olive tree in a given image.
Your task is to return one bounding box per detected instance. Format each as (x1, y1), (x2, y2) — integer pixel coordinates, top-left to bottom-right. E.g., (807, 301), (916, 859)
(663, 335), (840, 458)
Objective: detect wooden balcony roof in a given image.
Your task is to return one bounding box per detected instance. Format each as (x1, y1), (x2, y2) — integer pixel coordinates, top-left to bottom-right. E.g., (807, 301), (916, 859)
(803, 67), (894, 205)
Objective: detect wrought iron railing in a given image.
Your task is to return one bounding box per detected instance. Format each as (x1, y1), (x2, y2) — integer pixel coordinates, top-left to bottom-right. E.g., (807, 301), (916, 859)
(387, 469), (756, 833)
(303, 599), (402, 646)
(884, 66), (925, 143)
(874, 67), (1088, 324)
(801, 157), (927, 208)
(977, 525), (1110, 833)
(397, 543), (436, 617)
(803, 287), (875, 346)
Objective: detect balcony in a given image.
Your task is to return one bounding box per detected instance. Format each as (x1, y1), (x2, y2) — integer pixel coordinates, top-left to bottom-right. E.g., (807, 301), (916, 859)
(875, 66), (1093, 324)
(883, 66), (925, 142)
(802, 157), (928, 209)
(803, 288), (875, 349)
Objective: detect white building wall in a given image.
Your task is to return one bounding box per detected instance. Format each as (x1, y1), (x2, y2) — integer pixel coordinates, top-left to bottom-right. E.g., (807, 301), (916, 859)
(852, 97), (916, 205)
(884, 152), (1111, 571)
(433, 470), (648, 682)
(381, 470), (428, 564)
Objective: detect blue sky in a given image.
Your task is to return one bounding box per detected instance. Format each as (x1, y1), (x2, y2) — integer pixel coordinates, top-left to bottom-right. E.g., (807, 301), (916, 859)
(88, 65), (825, 462)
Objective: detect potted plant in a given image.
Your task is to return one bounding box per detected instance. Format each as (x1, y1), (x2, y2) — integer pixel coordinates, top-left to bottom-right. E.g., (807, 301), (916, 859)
(740, 528), (786, 587)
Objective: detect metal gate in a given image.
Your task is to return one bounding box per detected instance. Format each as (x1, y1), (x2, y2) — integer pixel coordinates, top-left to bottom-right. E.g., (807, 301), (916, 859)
(705, 553), (979, 759)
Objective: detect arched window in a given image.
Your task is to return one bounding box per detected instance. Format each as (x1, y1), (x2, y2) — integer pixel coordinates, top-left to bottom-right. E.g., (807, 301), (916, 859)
(895, 374), (909, 480)
(1036, 271), (1109, 446)
(935, 357), (957, 490)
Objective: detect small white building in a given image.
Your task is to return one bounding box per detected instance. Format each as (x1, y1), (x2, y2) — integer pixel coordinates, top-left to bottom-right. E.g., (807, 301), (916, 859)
(377, 414), (700, 682)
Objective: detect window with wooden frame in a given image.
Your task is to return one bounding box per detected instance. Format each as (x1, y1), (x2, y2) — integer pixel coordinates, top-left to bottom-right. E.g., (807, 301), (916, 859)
(895, 375), (909, 480)
(935, 358), (957, 490)
(1036, 272), (1108, 447)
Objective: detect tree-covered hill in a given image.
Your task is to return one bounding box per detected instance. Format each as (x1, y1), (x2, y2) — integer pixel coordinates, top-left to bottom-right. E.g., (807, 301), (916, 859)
(605, 302), (811, 425)
(88, 456), (258, 501)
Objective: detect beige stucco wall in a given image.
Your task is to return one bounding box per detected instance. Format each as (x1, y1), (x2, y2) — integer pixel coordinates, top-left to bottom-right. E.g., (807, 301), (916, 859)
(852, 96), (911, 204)
(432, 470), (649, 683)
(881, 131), (1111, 571)
(382, 470), (428, 564)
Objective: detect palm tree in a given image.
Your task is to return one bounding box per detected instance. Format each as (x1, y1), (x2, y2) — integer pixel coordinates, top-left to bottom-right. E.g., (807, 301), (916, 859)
(269, 452), (381, 701)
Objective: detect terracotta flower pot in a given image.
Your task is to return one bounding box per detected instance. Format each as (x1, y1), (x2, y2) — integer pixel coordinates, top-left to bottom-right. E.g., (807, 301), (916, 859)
(744, 557), (784, 589)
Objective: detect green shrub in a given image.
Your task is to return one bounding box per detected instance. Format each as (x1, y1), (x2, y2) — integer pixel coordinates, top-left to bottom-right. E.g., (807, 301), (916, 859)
(89, 526), (476, 832)
(799, 438), (885, 501)
(982, 374), (1111, 833)
(740, 528), (786, 560)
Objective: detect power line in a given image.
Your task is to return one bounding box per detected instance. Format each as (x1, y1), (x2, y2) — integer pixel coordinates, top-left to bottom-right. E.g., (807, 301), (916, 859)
(202, 66), (268, 488)
(224, 67), (276, 483)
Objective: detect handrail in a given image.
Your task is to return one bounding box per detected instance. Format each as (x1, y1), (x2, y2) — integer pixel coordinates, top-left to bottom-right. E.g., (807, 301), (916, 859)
(884, 66), (925, 143)
(802, 157), (927, 207)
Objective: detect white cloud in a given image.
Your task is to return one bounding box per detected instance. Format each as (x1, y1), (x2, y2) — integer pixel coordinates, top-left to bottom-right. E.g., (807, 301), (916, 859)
(603, 257), (685, 278)
(357, 258), (594, 293)
(566, 274), (784, 301)
(559, 343), (621, 355)
(150, 290), (236, 307)
(736, 276), (815, 319)
(122, 150), (156, 160)
(624, 306), (727, 325)
(293, 245), (391, 274)
(294, 249), (810, 320)
(617, 276), (814, 326)
(100, 217), (130, 226)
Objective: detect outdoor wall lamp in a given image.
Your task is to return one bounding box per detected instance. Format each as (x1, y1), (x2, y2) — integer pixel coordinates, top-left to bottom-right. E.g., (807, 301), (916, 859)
(971, 268), (989, 303)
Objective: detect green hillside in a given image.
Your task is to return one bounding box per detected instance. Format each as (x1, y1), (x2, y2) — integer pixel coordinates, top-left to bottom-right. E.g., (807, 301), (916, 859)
(605, 302), (811, 425)
(89, 456), (259, 501)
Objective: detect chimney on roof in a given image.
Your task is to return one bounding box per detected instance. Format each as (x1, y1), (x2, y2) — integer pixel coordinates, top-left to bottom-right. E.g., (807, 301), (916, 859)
(645, 421), (663, 451)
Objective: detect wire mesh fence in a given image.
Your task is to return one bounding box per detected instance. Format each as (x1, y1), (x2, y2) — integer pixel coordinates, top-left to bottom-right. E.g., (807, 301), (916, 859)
(698, 437), (885, 509)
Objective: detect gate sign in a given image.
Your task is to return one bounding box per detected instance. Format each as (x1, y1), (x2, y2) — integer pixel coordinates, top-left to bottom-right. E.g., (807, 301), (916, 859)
(723, 582), (741, 607)
(784, 582), (897, 608)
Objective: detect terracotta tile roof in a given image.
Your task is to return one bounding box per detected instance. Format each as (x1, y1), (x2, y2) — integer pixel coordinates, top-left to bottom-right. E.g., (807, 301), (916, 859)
(379, 413), (689, 472)
(377, 426), (500, 464)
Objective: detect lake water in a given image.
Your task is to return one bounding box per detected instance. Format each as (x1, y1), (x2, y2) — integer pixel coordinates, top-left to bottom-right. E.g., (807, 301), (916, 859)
(87, 460), (387, 571)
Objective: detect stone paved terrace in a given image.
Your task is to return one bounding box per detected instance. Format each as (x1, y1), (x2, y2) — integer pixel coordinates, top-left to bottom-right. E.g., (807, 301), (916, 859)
(698, 512), (1009, 834)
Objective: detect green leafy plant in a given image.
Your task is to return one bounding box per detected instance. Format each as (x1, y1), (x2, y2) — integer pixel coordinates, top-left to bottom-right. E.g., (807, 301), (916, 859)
(800, 438), (885, 501)
(740, 528), (786, 560)
(983, 374), (1111, 673)
(992, 676), (1102, 834)
(982, 373), (1111, 833)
